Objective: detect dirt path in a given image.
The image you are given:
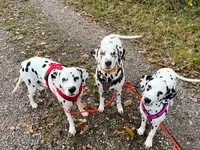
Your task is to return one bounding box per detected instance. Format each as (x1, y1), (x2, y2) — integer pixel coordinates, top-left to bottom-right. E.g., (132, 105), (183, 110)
(0, 0), (200, 150)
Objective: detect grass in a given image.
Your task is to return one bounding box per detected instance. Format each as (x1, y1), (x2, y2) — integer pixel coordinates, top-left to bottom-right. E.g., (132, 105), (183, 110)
(63, 0), (200, 77)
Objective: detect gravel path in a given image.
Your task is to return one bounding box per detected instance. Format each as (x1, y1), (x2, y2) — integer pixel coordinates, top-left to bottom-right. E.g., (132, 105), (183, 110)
(0, 0), (200, 150)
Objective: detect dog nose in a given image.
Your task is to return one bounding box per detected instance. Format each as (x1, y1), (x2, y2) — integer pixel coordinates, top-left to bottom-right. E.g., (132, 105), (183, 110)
(105, 61), (112, 67)
(68, 86), (76, 94)
(144, 97), (151, 104)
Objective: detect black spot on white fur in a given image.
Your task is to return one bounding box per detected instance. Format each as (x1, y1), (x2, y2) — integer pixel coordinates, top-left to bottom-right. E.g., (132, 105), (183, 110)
(28, 79), (31, 84)
(25, 61), (31, 72)
(74, 76), (79, 82)
(42, 64), (47, 68)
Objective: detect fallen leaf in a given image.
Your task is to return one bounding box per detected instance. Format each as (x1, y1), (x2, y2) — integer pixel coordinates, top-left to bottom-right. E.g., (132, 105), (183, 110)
(26, 125), (34, 134)
(125, 126), (134, 137)
(76, 119), (87, 129)
(82, 145), (87, 150)
(124, 99), (132, 107)
(82, 144), (91, 150)
(82, 102), (88, 109)
(176, 104), (181, 109)
(81, 54), (89, 59)
(17, 35), (24, 40)
(186, 141), (191, 145)
(147, 57), (154, 63)
(40, 42), (47, 45)
(114, 130), (125, 137)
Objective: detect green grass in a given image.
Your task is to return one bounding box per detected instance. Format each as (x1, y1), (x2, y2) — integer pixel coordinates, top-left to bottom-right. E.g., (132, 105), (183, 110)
(64, 0), (200, 76)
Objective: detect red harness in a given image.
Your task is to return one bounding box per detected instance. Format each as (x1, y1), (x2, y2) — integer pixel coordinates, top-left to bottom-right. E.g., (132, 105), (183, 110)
(44, 63), (82, 103)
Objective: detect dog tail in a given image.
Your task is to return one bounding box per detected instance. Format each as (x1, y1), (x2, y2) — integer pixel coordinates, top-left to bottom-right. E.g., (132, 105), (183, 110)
(176, 73), (200, 83)
(109, 34), (142, 39)
(12, 75), (22, 93)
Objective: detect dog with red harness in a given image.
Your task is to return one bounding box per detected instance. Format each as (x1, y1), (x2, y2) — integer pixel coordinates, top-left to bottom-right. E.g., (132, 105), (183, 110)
(12, 57), (88, 135)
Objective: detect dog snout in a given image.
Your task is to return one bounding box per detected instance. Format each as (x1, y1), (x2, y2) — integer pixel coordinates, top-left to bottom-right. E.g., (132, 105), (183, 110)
(105, 61), (112, 67)
(68, 86), (76, 94)
(144, 97), (151, 104)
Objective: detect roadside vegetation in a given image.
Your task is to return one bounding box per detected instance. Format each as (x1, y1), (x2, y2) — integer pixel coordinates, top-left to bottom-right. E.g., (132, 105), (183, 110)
(63, 0), (200, 78)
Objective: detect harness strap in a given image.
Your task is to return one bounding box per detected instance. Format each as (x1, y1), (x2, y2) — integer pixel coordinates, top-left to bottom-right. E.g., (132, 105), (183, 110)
(142, 102), (168, 121)
(56, 83), (83, 103)
(44, 63), (63, 88)
(44, 63), (82, 103)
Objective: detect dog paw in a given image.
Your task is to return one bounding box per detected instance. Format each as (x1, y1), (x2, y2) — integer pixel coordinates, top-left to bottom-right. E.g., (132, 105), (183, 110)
(145, 138), (153, 148)
(69, 128), (76, 135)
(81, 112), (88, 117)
(117, 107), (123, 114)
(31, 102), (38, 109)
(117, 105), (123, 114)
(137, 127), (144, 135)
(98, 105), (104, 112)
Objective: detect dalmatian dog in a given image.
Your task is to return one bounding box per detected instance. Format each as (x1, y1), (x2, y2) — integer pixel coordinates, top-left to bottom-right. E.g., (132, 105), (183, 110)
(137, 68), (200, 148)
(12, 57), (88, 135)
(91, 34), (141, 113)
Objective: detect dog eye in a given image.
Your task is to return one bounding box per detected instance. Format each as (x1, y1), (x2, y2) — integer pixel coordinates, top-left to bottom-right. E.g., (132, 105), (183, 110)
(100, 51), (105, 56)
(111, 52), (116, 56)
(74, 76), (79, 82)
(62, 78), (67, 82)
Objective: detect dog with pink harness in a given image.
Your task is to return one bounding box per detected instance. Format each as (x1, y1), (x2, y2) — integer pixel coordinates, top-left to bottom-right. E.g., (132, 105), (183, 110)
(12, 57), (88, 135)
(137, 68), (200, 148)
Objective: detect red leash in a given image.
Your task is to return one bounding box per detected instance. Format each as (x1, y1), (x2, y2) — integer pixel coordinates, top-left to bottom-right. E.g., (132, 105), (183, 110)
(60, 80), (182, 150)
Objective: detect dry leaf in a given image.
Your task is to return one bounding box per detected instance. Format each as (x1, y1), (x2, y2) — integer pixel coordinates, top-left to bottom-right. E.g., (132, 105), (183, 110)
(77, 119), (87, 129)
(26, 125), (34, 134)
(17, 35), (24, 40)
(124, 99), (132, 107)
(114, 130), (125, 137)
(186, 141), (191, 145)
(82, 145), (87, 150)
(81, 54), (89, 59)
(125, 126), (134, 137)
(82, 144), (91, 150)
(147, 57), (154, 63)
(40, 42), (47, 45)
(82, 102), (88, 109)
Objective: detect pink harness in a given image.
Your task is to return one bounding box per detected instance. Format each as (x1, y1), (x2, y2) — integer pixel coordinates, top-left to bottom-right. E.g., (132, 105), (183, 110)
(142, 102), (168, 121)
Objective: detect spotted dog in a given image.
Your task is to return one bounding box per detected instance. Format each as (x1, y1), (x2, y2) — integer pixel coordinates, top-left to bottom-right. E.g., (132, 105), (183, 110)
(12, 57), (88, 135)
(91, 34), (141, 113)
(137, 68), (200, 148)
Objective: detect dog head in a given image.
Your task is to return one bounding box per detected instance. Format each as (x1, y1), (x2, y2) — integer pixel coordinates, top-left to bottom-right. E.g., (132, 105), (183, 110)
(58, 67), (88, 97)
(91, 36), (125, 71)
(141, 77), (167, 106)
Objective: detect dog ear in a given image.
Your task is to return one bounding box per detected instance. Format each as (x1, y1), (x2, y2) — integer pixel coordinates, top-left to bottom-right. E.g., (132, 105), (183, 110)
(163, 87), (176, 100)
(140, 75), (153, 92)
(121, 48), (126, 60)
(76, 68), (89, 86)
(90, 45), (100, 60)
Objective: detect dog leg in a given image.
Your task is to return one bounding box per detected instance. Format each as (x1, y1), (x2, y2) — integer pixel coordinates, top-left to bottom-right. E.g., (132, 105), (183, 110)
(62, 102), (76, 135)
(116, 88), (123, 114)
(26, 83), (38, 108)
(77, 98), (88, 117)
(98, 87), (105, 112)
(145, 121), (160, 148)
(137, 115), (147, 135)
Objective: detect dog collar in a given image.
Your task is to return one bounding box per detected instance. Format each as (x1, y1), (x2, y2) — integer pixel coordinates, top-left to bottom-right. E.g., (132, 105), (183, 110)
(44, 63), (82, 103)
(103, 65), (119, 74)
(141, 102), (168, 121)
(56, 83), (83, 103)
